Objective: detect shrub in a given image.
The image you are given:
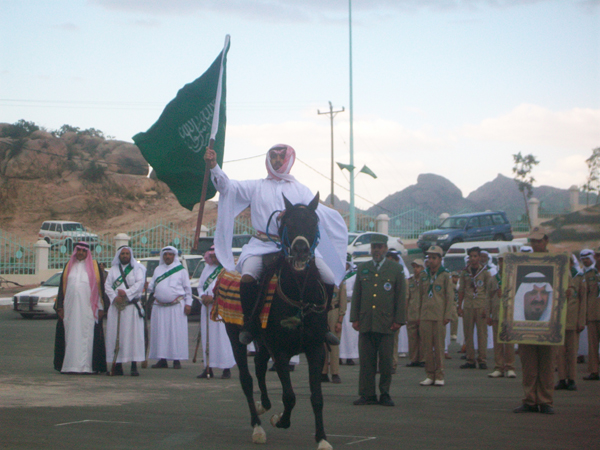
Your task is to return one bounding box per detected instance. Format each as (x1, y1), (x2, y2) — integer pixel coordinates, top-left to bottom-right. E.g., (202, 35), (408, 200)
(81, 161), (106, 183)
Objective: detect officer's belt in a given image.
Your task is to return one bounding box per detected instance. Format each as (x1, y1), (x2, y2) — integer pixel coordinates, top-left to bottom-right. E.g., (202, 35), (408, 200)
(153, 296), (183, 307)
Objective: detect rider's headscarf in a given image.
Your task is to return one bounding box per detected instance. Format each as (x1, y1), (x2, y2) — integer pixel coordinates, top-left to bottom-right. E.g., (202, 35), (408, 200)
(266, 144), (296, 182)
(65, 242), (101, 321)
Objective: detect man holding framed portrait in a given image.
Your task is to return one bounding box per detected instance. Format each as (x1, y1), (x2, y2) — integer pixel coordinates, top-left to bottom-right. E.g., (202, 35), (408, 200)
(499, 227), (569, 415)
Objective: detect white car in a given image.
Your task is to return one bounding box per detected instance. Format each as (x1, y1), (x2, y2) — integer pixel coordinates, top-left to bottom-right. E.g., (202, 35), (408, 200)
(348, 232), (408, 259)
(38, 220), (98, 249)
(13, 271), (62, 319)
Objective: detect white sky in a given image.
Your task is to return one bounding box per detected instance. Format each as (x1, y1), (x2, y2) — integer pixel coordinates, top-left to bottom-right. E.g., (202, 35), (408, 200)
(1, 0), (599, 209)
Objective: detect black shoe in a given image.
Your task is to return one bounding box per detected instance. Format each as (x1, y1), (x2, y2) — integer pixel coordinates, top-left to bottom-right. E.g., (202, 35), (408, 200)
(478, 363), (488, 370)
(325, 331), (340, 346)
(539, 404), (555, 415)
(130, 362), (139, 377)
(555, 379), (568, 390)
(172, 360), (181, 369)
(513, 404), (539, 413)
(197, 368), (214, 379)
(460, 363), (477, 369)
(346, 359), (355, 366)
(583, 373), (600, 381)
(353, 396), (378, 405)
(378, 394), (395, 407)
(406, 362), (420, 367)
(418, 362), (426, 367)
(331, 374), (341, 384)
(151, 359), (168, 369)
(567, 379), (577, 391)
(221, 368), (231, 379)
(321, 374), (330, 383)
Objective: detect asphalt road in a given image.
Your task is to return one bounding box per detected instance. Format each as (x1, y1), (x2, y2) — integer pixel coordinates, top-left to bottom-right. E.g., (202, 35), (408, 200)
(0, 309), (598, 450)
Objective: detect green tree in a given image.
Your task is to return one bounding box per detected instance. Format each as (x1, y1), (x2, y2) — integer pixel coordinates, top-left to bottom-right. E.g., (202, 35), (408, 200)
(582, 147), (600, 206)
(512, 152), (539, 229)
(54, 124), (80, 137)
(1, 119), (40, 139)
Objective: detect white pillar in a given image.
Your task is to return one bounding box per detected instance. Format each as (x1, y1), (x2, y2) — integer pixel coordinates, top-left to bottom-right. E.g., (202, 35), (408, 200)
(200, 225), (209, 237)
(376, 214), (390, 235)
(528, 198), (540, 227)
(569, 185), (580, 212)
(115, 233), (130, 250)
(34, 239), (50, 274)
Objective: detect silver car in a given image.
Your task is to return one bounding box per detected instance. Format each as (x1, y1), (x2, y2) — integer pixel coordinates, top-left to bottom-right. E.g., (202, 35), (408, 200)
(13, 271), (62, 319)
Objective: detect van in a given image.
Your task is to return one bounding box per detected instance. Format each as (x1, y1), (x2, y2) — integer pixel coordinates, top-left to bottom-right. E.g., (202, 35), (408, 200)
(442, 240), (524, 274)
(417, 211), (513, 252)
(38, 220), (98, 250)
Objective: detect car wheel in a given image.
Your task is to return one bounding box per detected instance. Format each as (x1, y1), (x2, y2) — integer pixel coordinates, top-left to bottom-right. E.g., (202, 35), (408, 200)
(20, 313), (34, 319)
(493, 234), (504, 241)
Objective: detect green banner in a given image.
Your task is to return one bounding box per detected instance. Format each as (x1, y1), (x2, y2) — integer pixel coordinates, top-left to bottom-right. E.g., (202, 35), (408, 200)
(133, 38), (230, 210)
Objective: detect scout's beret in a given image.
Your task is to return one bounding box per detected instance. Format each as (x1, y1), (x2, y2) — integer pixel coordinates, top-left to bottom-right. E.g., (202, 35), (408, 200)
(371, 234), (388, 245)
(527, 226), (547, 240)
(412, 258), (424, 267)
(426, 245), (444, 257)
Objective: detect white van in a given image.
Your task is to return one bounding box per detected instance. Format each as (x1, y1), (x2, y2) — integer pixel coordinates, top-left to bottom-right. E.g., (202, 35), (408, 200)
(442, 240), (524, 273)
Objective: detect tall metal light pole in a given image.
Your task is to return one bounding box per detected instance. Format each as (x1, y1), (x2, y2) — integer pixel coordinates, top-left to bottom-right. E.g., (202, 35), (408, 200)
(348, 0), (356, 232)
(318, 101), (345, 207)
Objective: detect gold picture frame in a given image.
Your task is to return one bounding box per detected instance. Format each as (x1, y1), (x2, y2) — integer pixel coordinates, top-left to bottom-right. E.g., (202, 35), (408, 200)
(498, 252), (569, 345)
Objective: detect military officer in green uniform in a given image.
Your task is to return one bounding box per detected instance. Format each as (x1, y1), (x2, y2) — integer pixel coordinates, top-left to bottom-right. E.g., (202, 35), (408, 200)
(350, 234), (406, 407)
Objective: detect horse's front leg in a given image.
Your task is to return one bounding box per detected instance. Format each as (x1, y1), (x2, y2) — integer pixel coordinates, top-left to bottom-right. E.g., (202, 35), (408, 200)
(225, 325), (266, 443)
(305, 342), (332, 449)
(254, 340), (272, 414)
(270, 352), (295, 429)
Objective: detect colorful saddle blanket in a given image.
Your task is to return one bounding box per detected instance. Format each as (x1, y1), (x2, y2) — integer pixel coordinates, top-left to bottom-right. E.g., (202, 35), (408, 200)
(212, 270), (277, 329)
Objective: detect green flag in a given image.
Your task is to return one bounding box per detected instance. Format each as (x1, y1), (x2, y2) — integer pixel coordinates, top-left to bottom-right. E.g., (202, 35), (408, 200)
(359, 165), (377, 179)
(133, 36), (230, 211)
(337, 162), (355, 172)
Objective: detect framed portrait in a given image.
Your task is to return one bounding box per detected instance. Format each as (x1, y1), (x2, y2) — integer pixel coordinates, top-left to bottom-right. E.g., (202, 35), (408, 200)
(498, 252), (569, 345)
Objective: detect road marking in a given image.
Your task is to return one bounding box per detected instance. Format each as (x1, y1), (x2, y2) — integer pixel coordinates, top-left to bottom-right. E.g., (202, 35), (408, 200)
(328, 434), (377, 445)
(55, 419), (133, 427)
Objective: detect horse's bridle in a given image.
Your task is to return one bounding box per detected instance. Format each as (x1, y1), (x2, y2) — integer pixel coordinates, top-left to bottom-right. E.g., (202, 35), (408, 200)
(266, 208), (320, 266)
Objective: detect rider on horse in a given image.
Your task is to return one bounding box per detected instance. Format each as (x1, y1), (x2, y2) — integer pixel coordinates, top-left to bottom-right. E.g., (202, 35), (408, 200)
(204, 144), (348, 345)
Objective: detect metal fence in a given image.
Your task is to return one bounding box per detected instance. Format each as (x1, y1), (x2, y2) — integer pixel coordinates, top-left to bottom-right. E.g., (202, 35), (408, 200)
(0, 230), (35, 274)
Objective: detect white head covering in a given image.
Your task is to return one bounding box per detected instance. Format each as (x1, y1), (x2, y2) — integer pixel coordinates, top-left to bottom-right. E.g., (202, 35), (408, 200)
(513, 271), (553, 322)
(111, 245), (142, 270)
(571, 254), (581, 274)
(265, 144), (296, 182)
(481, 250), (498, 276)
(160, 246), (181, 267)
(580, 249), (594, 260)
(520, 246), (533, 253)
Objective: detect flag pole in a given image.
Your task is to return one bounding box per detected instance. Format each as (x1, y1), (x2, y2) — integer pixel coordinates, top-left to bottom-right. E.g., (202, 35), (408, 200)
(193, 35), (230, 252)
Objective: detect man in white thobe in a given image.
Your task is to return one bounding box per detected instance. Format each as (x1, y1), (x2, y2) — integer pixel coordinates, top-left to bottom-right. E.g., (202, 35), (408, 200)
(204, 144), (348, 345)
(340, 256), (359, 364)
(104, 246), (146, 376)
(196, 247), (236, 379)
(148, 246), (192, 369)
(54, 242), (106, 374)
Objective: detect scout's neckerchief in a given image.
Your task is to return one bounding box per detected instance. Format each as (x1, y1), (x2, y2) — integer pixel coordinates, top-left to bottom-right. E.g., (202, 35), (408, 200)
(426, 265), (447, 298)
(467, 264), (486, 299)
(154, 264), (185, 287)
(203, 265), (224, 292)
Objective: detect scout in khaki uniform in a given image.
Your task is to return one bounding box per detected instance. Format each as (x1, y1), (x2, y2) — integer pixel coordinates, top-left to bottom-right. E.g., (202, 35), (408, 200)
(322, 279), (348, 383)
(486, 255), (516, 378)
(458, 246), (492, 370)
(406, 259), (425, 368)
(513, 227), (556, 414)
(350, 234), (406, 407)
(555, 254), (586, 390)
(417, 246), (453, 386)
(581, 249), (600, 381)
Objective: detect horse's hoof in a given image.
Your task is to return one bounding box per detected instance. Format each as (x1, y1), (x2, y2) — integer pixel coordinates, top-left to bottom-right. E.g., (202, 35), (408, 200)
(252, 425), (267, 444)
(255, 401), (269, 415)
(270, 413), (281, 427)
(317, 439), (333, 450)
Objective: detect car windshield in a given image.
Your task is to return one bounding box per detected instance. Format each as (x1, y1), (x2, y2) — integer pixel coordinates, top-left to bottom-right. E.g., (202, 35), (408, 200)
(439, 217), (468, 229)
(142, 260), (160, 278)
(62, 223), (85, 232)
(43, 272), (63, 287)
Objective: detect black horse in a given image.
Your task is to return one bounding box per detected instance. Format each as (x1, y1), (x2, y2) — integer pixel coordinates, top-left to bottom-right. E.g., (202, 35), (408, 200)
(223, 192), (334, 450)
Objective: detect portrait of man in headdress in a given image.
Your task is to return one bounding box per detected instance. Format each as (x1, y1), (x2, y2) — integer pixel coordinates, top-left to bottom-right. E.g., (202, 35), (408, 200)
(514, 271), (554, 322)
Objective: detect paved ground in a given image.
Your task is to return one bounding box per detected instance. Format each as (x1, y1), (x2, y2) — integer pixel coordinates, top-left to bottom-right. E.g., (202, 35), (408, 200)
(1, 309), (598, 450)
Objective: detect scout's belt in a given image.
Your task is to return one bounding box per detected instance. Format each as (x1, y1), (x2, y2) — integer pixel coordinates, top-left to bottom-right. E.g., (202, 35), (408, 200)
(153, 296), (184, 307)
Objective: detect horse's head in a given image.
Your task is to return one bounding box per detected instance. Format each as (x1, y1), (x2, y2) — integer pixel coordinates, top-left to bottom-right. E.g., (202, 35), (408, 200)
(279, 193), (320, 271)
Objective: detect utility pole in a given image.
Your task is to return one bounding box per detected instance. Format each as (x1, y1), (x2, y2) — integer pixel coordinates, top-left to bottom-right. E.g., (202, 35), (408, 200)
(318, 101), (345, 207)
(348, 0), (356, 231)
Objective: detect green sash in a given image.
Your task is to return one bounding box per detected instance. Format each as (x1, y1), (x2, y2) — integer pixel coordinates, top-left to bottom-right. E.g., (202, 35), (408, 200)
(203, 265), (223, 291)
(343, 270), (357, 282)
(154, 264), (185, 287)
(112, 264), (133, 291)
